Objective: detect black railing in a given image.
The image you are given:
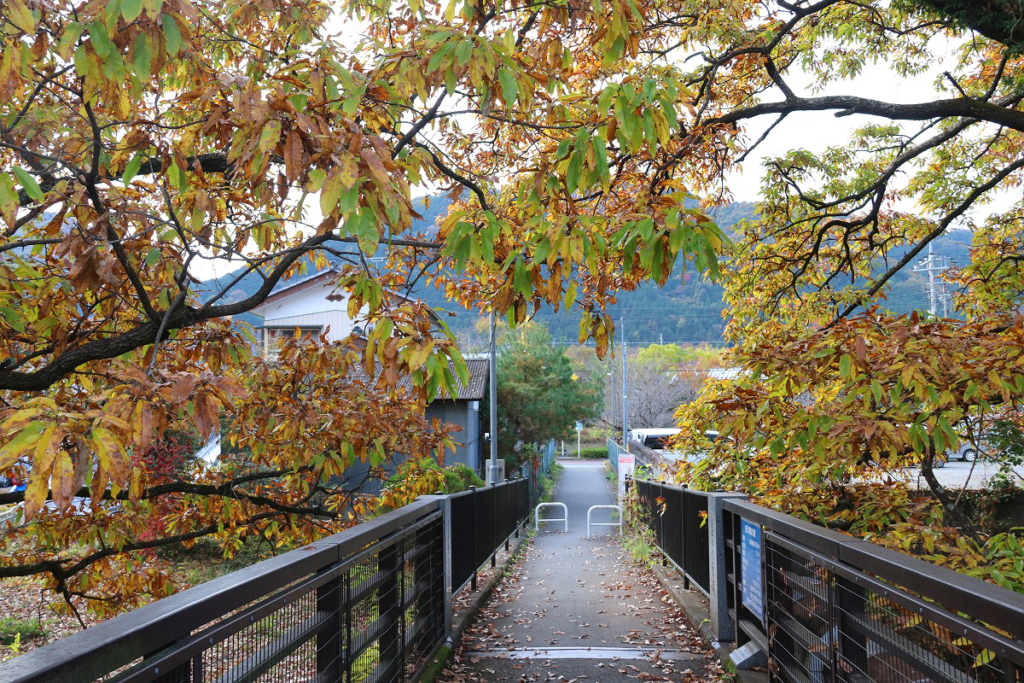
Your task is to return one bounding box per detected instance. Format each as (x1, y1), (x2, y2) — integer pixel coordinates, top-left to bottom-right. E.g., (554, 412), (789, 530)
(629, 478), (712, 595)
(0, 479), (533, 683)
(723, 500), (1024, 683)
(448, 478), (532, 593)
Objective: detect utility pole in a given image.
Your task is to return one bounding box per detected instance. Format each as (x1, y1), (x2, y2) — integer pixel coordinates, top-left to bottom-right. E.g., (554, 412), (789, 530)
(913, 243), (952, 317)
(488, 310), (500, 485)
(608, 370), (615, 437)
(620, 316), (627, 448)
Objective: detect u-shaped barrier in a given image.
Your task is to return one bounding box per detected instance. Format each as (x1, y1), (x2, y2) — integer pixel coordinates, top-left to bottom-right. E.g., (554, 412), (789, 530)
(534, 502), (568, 532)
(587, 505), (622, 538)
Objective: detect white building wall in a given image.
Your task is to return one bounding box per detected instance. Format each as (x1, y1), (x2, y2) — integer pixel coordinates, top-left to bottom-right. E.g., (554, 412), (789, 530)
(258, 283), (369, 343)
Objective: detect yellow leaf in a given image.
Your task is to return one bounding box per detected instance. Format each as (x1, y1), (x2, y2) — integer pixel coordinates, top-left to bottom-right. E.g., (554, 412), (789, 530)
(8, 0), (35, 32)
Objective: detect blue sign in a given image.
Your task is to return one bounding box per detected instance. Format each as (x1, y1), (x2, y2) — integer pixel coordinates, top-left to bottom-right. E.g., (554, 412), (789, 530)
(740, 519), (764, 622)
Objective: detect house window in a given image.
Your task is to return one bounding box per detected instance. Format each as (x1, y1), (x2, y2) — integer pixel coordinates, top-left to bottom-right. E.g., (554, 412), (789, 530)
(262, 326), (322, 358)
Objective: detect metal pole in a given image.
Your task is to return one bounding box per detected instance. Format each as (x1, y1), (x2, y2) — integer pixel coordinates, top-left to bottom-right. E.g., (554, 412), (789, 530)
(927, 243), (937, 316)
(488, 311), (501, 485)
(577, 428), (581, 459)
(621, 317), (627, 447)
(609, 370), (615, 437)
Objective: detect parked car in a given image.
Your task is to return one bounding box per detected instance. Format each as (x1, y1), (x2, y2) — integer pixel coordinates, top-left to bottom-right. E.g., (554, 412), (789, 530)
(629, 428), (681, 451)
(661, 430), (722, 464)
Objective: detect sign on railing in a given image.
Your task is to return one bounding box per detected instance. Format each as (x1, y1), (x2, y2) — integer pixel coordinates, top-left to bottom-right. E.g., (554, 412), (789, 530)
(738, 519), (763, 622)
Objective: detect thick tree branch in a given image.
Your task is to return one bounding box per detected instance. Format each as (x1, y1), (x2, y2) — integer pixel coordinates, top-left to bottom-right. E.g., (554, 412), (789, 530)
(706, 93), (1024, 133)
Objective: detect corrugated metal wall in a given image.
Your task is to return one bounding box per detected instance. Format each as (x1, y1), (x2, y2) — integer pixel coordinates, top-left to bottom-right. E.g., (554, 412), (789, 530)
(426, 400), (481, 472)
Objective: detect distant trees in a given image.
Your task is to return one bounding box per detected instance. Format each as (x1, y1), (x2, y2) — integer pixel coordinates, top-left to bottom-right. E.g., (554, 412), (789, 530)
(493, 325), (603, 470)
(581, 343), (723, 431)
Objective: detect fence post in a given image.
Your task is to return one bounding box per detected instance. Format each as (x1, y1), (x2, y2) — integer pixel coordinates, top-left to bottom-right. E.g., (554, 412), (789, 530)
(315, 568), (344, 682)
(377, 540), (401, 682)
(708, 493), (746, 642)
(490, 481), (497, 569)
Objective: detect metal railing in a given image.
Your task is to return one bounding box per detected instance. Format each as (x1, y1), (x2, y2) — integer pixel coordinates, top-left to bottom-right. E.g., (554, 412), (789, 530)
(1, 479), (534, 683)
(629, 478), (713, 596)
(722, 500), (1024, 683)
(448, 478), (531, 594)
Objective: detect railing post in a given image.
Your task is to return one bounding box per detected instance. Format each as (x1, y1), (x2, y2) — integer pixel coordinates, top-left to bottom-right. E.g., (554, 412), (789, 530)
(708, 493), (745, 642)
(490, 481), (497, 569)
(377, 540), (401, 682)
(469, 486), (478, 592)
(442, 496), (454, 644)
(316, 567), (344, 683)
(144, 640), (190, 683)
(835, 574), (867, 679)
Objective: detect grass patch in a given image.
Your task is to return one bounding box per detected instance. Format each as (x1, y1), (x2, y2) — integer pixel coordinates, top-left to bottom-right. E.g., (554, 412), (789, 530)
(418, 645), (452, 683)
(0, 618), (46, 649)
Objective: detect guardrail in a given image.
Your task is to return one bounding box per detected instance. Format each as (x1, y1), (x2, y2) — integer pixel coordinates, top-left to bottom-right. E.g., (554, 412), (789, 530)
(448, 478), (530, 593)
(586, 505), (622, 539)
(535, 502), (568, 533)
(628, 479), (731, 603)
(625, 475), (1024, 681)
(0, 478), (534, 683)
(722, 499), (1024, 683)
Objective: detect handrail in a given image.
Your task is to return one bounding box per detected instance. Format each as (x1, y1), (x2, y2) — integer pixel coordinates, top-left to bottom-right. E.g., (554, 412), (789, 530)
(0, 499), (441, 683)
(723, 498), (1024, 646)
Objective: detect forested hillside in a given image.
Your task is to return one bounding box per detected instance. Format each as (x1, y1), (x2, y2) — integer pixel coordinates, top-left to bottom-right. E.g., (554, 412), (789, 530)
(202, 196), (973, 345)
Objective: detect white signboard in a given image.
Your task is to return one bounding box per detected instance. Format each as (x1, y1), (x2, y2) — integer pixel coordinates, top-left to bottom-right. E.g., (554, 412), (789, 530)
(617, 453), (635, 499)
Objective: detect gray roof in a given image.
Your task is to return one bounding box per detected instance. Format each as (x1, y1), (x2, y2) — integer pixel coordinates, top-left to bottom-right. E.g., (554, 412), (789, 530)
(419, 358), (489, 401)
(352, 357), (489, 401)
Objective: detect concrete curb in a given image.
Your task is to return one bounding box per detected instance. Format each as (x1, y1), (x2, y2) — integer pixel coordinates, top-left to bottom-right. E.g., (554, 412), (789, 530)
(650, 562), (768, 683)
(450, 528), (532, 643)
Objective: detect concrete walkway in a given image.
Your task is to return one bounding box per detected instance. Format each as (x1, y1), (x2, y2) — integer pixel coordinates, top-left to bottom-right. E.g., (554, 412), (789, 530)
(439, 460), (719, 682)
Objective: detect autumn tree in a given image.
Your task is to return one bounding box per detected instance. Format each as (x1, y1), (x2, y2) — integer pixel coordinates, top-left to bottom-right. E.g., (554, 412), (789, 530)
(661, 0), (1024, 585)
(0, 0), (725, 609)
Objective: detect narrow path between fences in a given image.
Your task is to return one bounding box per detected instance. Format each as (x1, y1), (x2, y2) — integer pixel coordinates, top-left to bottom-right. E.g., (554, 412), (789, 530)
(437, 460), (724, 683)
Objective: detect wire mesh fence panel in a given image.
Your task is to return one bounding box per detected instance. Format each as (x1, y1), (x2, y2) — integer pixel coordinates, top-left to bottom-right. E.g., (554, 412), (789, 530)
(134, 513), (444, 683)
(764, 531), (1024, 683)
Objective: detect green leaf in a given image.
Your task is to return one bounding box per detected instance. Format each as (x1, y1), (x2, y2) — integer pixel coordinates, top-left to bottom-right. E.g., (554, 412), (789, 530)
(455, 39), (472, 66)
(598, 86), (615, 118)
(513, 262), (531, 296)
(123, 153), (143, 185)
(498, 68), (517, 105)
(593, 137), (609, 183)
(12, 167), (43, 201)
(87, 22), (114, 58)
(162, 14), (182, 56)
(566, 152), (582, 193)
(133, 33), (152, 78)
(121, 0), (144, 23)
(0, 306), (26, 333)
(145, 248), (161, 267)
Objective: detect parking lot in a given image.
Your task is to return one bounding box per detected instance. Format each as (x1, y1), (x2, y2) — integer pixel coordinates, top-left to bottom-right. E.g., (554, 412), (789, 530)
(906, 458), (1022, 490)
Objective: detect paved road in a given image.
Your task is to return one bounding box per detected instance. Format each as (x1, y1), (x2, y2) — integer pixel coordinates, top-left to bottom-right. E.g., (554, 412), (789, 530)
(907, 459), (1022, 490)
(440, 460), (717, 682)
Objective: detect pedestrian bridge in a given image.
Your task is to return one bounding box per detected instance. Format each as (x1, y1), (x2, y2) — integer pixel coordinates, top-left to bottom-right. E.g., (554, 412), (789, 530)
(1, 459), (1023, 683)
